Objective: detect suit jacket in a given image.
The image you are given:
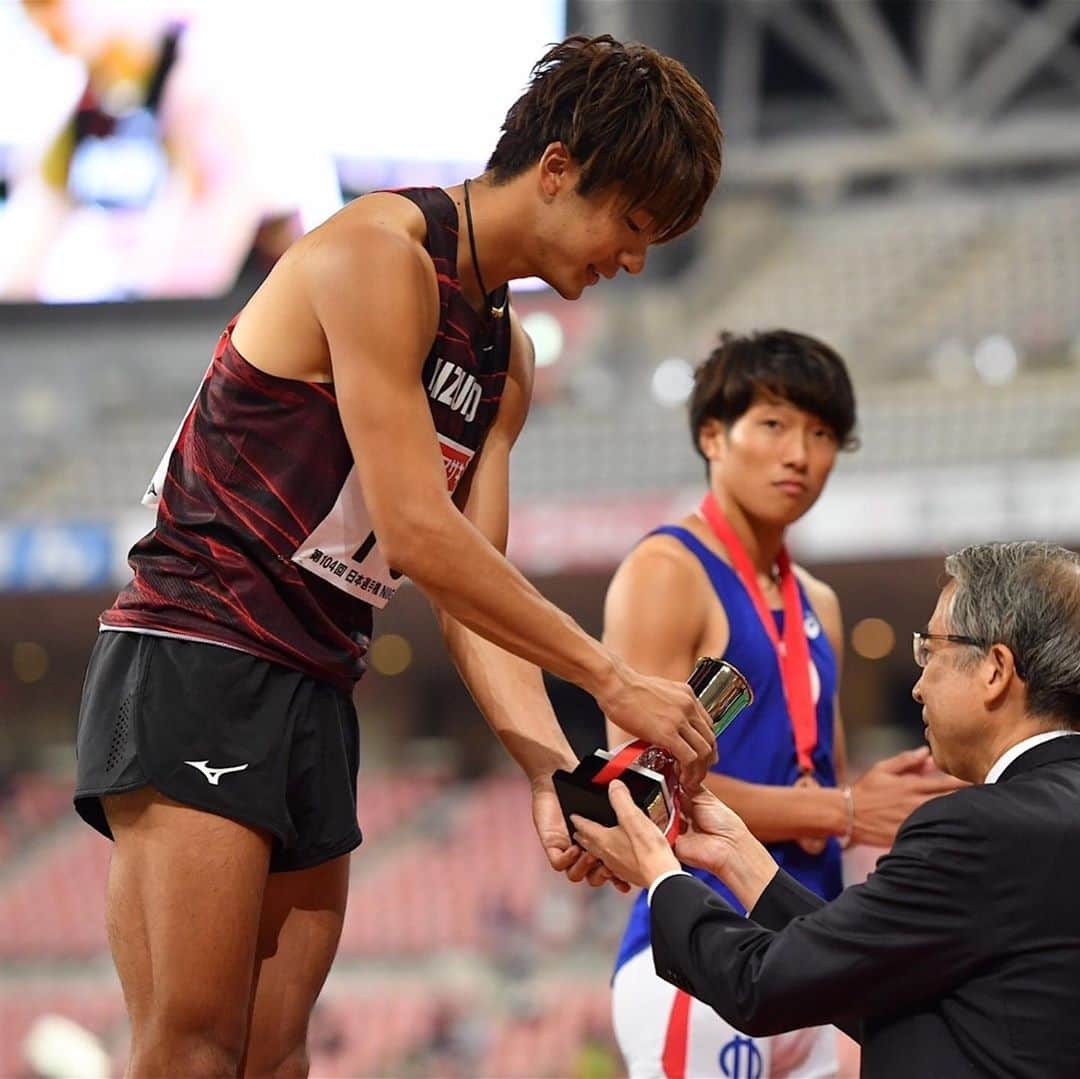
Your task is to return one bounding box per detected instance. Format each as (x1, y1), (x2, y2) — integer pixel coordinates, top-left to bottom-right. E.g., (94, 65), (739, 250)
(651, 736), (1080, 1078)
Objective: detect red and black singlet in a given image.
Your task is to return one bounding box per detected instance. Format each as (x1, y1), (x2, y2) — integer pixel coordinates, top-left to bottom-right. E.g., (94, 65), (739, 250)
(102, 188), (511, 691)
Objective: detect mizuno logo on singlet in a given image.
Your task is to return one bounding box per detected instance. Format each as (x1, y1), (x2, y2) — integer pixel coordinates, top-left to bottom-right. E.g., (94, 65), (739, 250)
(183, 760), (249, 785)
(427, 357), (480, 422)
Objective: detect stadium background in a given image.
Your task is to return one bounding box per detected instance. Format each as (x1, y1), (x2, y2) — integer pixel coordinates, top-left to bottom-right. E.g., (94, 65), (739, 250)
(1, 0), (1079, 1075)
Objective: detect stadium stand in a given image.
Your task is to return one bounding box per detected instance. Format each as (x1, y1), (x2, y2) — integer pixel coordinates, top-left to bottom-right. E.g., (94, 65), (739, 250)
(3, 184), (1079, 517)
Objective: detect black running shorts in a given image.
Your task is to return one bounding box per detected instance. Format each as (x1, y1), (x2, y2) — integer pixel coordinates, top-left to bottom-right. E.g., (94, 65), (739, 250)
(74, 630), (362, 872)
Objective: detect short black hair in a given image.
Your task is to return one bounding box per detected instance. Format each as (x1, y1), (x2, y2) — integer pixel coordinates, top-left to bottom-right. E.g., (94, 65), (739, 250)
(688, 330), (858, 461)
(486, 34), (722, 244)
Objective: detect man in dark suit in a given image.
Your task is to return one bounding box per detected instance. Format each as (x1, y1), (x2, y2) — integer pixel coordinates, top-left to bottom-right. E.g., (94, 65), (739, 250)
(573, 541), (1080, 1078)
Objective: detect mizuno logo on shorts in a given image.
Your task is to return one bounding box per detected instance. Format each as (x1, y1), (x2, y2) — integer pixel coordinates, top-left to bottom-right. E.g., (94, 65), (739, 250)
(183, 760), (249, 785)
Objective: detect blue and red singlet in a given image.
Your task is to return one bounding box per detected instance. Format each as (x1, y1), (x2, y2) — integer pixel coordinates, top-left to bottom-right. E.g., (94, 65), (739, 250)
(613, 525), (843, 976)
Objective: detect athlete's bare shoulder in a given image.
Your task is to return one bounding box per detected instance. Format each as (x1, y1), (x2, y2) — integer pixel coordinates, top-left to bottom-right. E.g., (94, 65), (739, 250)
(617, 523), (711, 597)
(605, 522), (718, 666)
(300, 190), (431, 257)
(508, 306), (534, 369)
(233, 192), (439, 382)
(294, 193), (438, 312)
(792, 563), (838, 611)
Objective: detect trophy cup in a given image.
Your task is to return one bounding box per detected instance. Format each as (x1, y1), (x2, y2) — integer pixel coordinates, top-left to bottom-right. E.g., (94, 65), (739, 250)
(553, 657), (753, 844)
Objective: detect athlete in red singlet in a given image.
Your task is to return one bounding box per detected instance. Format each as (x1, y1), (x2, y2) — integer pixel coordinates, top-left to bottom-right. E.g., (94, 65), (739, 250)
(72, 35), (723, 1078)
(102, 187), (512, 690)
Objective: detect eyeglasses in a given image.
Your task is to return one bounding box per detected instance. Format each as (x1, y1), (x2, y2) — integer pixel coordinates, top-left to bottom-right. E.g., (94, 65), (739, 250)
(912, 631), (981, 668)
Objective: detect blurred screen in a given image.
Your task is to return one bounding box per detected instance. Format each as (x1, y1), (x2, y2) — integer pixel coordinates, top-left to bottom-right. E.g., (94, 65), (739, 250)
(0, 0), (564, 303)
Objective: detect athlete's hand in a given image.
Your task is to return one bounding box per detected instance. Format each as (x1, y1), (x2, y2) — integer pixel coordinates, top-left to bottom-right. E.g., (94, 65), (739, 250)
(530, 775), (630, 893)
(572, 780), (679, 890)
(596, 659), (717, 790)
(851, 746), (968, 848)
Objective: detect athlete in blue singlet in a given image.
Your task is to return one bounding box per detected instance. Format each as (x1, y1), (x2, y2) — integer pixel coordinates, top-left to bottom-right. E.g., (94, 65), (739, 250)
(603, 330), (963, 1079)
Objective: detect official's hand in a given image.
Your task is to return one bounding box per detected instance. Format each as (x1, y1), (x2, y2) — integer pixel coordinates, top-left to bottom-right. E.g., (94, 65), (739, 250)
(531, 775), (630, 892)
(571, 780), (680, 889)
(677, 784), (779, 908)
(597, 660), (717, 790)
(672, 785), (751, 877)
(851, 745), (968, 848)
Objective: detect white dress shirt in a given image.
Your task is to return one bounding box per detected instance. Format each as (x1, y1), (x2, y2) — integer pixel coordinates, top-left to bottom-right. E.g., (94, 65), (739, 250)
(984, 729), (1078, 784)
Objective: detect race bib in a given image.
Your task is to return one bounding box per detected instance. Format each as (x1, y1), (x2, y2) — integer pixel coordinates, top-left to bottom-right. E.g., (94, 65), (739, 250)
(290, 434), (475, 608)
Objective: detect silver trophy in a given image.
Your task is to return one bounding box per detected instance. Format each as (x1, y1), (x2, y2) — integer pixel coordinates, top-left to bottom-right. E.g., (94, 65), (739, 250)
(553, 657), (754, 839)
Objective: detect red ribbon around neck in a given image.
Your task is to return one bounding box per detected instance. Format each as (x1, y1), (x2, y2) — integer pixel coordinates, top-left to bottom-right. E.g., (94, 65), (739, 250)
(699, 492), (817, 775)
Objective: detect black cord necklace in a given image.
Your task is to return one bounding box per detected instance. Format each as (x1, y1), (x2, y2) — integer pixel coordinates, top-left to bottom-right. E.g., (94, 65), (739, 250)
(462, 178), (507, 320)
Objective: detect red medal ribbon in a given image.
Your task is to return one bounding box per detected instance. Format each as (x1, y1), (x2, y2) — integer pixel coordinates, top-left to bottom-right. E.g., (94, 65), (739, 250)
(699, 492), (817, 775)
(592, 741), (681, 844)
(592, 740), (650, 785)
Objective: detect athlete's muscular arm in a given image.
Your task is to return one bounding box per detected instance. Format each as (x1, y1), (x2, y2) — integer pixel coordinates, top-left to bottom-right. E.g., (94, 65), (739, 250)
(433, 315), (619, 886)
(435, 315), (576, 780)
(603, 541), (850, 843)
(602, 537), (711, 718)
(304, 226), (715, 786)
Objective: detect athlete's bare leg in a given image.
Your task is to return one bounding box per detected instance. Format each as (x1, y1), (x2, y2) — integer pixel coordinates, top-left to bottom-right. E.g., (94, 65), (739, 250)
(103, 788), (272, 1078)
(241, 854), (351, 1079)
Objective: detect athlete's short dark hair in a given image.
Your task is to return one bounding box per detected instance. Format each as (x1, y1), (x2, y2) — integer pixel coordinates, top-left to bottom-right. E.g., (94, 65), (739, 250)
(688, 330), (858, 461)
(487, 34), (722, 243)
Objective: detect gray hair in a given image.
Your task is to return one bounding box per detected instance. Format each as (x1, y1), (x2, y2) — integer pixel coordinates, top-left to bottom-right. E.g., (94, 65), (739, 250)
(944, 541), (1080, 728)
